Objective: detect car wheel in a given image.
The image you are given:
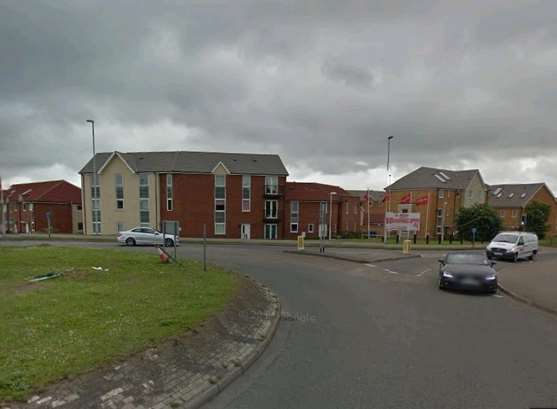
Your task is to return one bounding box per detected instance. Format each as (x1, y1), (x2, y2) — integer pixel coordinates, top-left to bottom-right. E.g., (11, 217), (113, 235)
(165, 238), (174, 247)
(126, 237), (136, 246)
(513, 252), (519, 262)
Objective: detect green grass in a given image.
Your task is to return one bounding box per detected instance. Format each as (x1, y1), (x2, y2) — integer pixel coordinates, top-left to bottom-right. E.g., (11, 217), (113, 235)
(0, 246), (238, 402)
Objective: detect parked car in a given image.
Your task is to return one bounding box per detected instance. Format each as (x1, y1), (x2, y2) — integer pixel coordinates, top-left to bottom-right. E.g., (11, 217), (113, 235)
(486, 231), (538, 262)
(438, 252), (498, 294)
(117, 227), (179, 247)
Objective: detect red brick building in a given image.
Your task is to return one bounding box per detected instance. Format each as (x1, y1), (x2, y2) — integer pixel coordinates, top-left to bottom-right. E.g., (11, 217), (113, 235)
(347, 190), (386, 237)
(284, 182), (362, 239)
(3, 180), (82, 234)
(80, 151), (289, 239)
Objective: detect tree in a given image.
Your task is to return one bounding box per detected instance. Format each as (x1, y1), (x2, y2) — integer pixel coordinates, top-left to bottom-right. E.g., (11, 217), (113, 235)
(524, 201), (551, 239)
(456, 204), (502, 242)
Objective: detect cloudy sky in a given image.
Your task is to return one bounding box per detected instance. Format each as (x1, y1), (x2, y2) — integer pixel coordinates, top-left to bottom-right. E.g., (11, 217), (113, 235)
(2, 0), (557, 193)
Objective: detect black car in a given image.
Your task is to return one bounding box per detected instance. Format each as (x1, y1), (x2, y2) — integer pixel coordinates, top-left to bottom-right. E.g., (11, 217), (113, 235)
(438, 252), (498, 294)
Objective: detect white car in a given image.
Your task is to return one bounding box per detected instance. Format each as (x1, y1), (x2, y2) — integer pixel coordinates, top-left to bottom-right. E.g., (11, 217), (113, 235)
(486, 231), (538, 262)
(117, 227), (179, 247)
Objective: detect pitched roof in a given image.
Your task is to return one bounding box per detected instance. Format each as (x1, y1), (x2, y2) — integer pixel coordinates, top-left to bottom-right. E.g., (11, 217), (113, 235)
(285, 182), (347, 201)
(80, 151), (289, 176)
(4, 180), (81, 203)
(387, 166), (483, 190)
(346, 190), (385, 202)
(487, 183), (547, 208)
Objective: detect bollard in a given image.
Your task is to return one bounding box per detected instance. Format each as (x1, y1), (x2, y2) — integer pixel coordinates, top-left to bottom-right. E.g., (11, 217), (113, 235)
(426, 234), (430, 245)
(396, 234), (400, 244)
(460, 233), (464, 245)
(403, 240), (411, 254)
(449, 233), (453, 244)
(438, 235), (442, 245)
(413, 234), (417, 244)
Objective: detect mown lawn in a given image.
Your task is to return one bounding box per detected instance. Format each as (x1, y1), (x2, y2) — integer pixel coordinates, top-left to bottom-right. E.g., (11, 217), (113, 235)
(0, 246), (238, 402)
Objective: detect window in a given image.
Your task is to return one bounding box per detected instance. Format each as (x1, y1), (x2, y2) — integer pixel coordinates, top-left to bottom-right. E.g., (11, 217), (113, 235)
(319, 201), (328, 237)
(91, 174), (101, 233)
(78, 222), (83, 231)
(265, 223), (278, 240)
(166, 174), (173, 211)
(77, 205), (82, 211)
(117, 222), (124, 232)
(354, 204), (358, 215)
(215, 175), (226, 235)
(436, 208), (444, 234)
(115, 174), (124, 209)
(265, 200), (278, 219)
(511, 209), (518, 218)
(307, 224), (314, 233)
(265, 175), (278, 195)
(242, 175), (251, 212)
(345, 201), (349, 215)
(139, 174), (150, 227)
(438, 190), (445, 199)
(499, 210), (506, 217)
(290, 200), (299, 233)
(23, 203), (33, 211)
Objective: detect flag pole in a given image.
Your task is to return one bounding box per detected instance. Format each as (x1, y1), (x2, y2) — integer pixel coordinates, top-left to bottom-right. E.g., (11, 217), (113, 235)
(367, 188), (370, 239)
(425, 192), (430, 239)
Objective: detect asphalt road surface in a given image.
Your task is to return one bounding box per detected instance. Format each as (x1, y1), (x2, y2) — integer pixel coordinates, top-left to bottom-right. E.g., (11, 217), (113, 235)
(3, 241), (557, 409)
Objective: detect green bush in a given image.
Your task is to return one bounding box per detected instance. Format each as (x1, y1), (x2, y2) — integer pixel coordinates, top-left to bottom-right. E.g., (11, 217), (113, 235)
(524, 201), (551, 239)
(456, 204), (502, 242)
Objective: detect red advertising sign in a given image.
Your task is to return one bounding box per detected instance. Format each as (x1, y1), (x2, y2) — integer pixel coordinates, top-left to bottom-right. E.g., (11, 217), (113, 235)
(399, 193), (412, 204)
(415, 195), (429, 205)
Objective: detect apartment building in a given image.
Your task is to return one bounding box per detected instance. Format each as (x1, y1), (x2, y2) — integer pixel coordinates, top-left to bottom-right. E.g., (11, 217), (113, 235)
(283, 182), (361, 239)
(3, 180), (82, 234)
(487, 183), (557, 236)
(79, 151), (289, 239)
(386, 167), (487, 238)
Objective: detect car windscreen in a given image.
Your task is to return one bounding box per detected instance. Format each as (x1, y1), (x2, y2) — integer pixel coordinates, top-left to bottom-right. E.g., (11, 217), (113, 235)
(492, 234), (518, 243)
(446, 254), (488, 265)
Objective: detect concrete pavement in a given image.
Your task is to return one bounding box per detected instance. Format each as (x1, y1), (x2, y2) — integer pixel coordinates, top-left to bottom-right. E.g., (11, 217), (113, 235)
(496, 247), (557, 314)
(3, 241), (557, 408)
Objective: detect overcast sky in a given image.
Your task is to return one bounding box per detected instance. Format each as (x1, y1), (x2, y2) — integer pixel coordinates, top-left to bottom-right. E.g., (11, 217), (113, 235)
(2, 0), (557, 193)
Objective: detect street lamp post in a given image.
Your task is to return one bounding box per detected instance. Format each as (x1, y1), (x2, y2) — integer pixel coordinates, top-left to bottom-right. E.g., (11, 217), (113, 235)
(86, 120), (96, 235)
(328, 191), (337, 240)
(384, 136), (394, 244)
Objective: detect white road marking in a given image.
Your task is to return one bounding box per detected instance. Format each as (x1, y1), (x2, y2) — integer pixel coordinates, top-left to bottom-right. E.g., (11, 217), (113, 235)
(365, 264), (376, 268)
(416, 268), (431, 277)
(493, 294), (504, 298)
(384, 268), (399, 275)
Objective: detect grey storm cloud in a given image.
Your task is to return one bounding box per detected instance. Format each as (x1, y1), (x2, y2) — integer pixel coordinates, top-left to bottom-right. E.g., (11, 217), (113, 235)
(1, 0), (557, 192)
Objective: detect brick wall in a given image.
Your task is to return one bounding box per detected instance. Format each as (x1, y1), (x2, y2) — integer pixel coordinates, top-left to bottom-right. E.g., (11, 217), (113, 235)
(34, 202), (74, 233)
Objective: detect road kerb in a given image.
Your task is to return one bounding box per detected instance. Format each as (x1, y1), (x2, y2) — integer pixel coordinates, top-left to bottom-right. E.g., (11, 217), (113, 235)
(497, 282), (557, 317)
(283, 250), (421, 264)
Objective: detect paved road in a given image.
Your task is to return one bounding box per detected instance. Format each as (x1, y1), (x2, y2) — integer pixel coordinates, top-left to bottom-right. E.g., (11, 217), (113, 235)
(3, 241), (557, 409)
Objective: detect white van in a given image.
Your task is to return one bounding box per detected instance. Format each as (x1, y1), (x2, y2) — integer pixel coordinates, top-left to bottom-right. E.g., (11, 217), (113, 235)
(486, 231), (539, 262)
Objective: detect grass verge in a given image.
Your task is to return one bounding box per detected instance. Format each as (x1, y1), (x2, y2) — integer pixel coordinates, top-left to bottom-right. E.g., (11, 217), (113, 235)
(0, 246), (238, 402)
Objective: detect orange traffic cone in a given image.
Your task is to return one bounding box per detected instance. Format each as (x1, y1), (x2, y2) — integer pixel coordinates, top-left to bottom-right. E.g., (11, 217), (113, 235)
(158, 247), (170, 263)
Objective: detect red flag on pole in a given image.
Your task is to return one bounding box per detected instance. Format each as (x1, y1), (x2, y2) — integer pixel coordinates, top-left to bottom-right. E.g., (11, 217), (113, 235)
(382, 193), (390, 203)
(415, 195), (429, 205)
(399, 193), (411, 204)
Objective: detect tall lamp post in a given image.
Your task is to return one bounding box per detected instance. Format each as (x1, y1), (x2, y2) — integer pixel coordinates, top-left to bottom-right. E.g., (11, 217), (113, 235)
(384, 135), (395, 243)
(86, 120), (96, 235)
(328, 191), (337, 240)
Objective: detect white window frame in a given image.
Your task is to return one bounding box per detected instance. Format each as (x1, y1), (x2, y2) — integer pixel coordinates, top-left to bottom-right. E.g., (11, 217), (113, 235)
(91, 174), (101, 233)
(290, 200), (299, 233)
(139, 174), (150, 227)
(166, 174), (173, 211)
(265, 175), (278, 195)
(264, 223), (278, 240)
(265, 200), (278, 219)
(115, 174), (124, 209)
(511, 209), (518, 218)
(242, 175), (251, 212)
(215, 175), (226, 235)
(438, 190), (445, 199)
(499, 210), (505, 218)
(307, 223), (314, 233)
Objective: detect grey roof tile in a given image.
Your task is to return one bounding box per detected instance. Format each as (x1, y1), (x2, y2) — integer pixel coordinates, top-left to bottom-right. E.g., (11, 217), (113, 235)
(487, 183), (545, 208)
(80, 151), (289, 175)
(387, 166), (482, 190)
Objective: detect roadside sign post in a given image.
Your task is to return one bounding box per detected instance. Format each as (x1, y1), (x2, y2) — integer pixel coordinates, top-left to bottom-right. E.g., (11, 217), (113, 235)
(203, 224), (207, 272)
(472, 227), (477, 247)
(46, 211), (52, 239)
(162, 220), (180, 262)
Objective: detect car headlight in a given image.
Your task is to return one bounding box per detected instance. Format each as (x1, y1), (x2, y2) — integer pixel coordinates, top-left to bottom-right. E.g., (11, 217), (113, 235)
(485, 274), (497, 280)
(442, 271), (454, 278)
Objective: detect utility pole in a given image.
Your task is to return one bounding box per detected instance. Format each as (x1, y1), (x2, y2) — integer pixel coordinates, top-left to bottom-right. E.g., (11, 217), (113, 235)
(86, 120), (97, 235)
(367, 188), (370, 239)
(328, 191), (337, 240)
(0, 176), (5, 237)
(384, 136), (394, 243)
